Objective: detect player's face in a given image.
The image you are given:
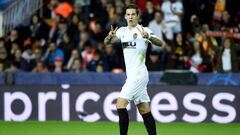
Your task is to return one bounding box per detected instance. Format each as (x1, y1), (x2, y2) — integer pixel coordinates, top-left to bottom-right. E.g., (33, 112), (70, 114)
(125, 9), (139, 27)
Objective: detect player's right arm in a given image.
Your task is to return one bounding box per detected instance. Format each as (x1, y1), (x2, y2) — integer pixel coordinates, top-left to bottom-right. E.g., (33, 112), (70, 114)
(104, 25), (121, 45)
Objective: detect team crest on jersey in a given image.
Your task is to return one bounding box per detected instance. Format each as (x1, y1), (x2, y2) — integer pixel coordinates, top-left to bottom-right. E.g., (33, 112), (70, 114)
(133, 33), (138, 39)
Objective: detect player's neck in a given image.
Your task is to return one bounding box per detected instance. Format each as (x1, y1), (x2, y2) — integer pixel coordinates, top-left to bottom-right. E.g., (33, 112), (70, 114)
(128, 24), (138, 30)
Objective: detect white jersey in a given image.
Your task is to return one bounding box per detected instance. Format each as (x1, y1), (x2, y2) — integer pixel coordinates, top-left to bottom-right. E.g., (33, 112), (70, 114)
(116, 24), (155, 104)
(116, 24), (154, 79)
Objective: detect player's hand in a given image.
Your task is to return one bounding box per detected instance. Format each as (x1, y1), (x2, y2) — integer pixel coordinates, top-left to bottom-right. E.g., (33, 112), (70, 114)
(137, 25), (149, 39)
(108, 25), (118, 37)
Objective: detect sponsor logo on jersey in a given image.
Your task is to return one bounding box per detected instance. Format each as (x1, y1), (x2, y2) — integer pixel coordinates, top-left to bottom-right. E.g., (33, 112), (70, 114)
(122, 42), (136, 49)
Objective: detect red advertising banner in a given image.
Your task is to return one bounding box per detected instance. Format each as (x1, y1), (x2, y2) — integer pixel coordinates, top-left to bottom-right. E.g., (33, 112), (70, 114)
(206, 31), (240, 40)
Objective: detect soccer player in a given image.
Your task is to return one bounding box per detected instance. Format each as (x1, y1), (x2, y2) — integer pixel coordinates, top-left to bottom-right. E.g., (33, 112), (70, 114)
(104, 4), (164, 135)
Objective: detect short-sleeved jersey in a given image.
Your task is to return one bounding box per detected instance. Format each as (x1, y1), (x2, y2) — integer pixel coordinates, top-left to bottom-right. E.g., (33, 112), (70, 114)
(116, 24), (154, 79)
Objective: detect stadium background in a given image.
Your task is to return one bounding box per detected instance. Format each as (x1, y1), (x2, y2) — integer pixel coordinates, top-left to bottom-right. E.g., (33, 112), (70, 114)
(0, 0), (240, 135)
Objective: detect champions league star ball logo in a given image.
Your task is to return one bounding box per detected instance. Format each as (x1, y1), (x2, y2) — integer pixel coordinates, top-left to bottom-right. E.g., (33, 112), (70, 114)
(133, 33), (138, 39)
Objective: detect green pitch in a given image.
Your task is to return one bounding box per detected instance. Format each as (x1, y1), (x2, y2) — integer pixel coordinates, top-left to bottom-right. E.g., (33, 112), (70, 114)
(0, 121), (239, 135)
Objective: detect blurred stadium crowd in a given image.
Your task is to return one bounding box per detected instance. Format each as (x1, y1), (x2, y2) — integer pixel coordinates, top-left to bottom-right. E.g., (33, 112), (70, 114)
(0, 0), (239, 73)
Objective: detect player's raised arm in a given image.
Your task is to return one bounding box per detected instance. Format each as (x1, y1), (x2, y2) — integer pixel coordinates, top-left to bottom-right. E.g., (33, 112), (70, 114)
(104, 25), (120, 45)
(137, 25), (164, 47)
(148, 34), (164, 47)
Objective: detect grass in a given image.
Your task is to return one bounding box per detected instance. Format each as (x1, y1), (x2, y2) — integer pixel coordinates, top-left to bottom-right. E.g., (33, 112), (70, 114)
(0, 121), (239, 135)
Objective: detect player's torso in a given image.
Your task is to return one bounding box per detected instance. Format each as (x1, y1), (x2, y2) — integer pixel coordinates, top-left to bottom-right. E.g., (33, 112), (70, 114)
(117, 26), (149, 78)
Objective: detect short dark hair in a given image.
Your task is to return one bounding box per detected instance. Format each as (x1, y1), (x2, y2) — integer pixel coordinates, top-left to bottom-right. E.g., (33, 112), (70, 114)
(125, 4), (139, 15)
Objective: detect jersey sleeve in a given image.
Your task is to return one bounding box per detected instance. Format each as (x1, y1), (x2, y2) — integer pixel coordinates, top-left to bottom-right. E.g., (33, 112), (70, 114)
(144, 27), (158, 38)
(116, 27), (123, 39)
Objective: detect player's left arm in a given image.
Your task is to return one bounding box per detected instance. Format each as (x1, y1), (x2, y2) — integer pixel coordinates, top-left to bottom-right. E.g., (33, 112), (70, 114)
(148, 33), (164, 47)
(138, 25), (164, 47)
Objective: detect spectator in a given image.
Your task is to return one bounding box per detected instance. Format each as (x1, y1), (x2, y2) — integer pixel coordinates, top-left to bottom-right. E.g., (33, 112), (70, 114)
(21, 45), (35, 61)
(13, 49), (28, 71)
(161, 0), (183, 41)
(0, 47), (10, 70)
(96, 64), (104, 73)
(219, 10), (236, 31)
(114, 1), (127, 27)
(106, 2), (115, 21)
(9, 42), (20, 60)
(42, 42), (64, 68)
(51, 18), (68, 46)
(0, 38), (7, 58)
(189, 15), (201, 36)
(104, 44), (123, 72)
(77, 31), (95, 51)
(73, 0), (91, 18)
(216, 38), (240, 72)
(74, 20), (88, 45)
(91, 0), (109, 27)
(33, 47), (43, 64)
(0, 62), (4, 72)
(87, 49), (109, 72)
(59, 32), (75, 65)
(186, 41), (207, 73)
(70, 58), (83, 73)
(81, 41), (95, 70)
(141, 1), (155, 27)
(32, 61), (49, 73)
(29, 14), (50, 40)
(52, 56), (66, 72)
(21, 45), (36, 71)
(67, 13), (80, 38)
(90, 21), (107, 43)
(4, 61), (20, 73)
(66, 49), (81, 70)
(47, 0), (60, 19)
(146, 51), (163, 71)
(105, 14), (125, 32)
(69, 3), (88, 21)
(5, 29), (23, 52)
(172, 33), (189, 69)
(148, 10), (165, 52)
(153, 0), (164, 10)
(0, 38), (5, 49)
(26, 47), (44, 71)
(48, 14), (63, 41)
(95, 42), (104, 52)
